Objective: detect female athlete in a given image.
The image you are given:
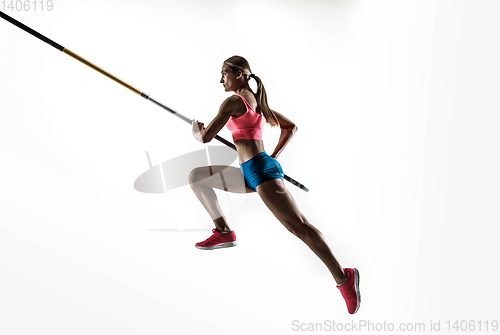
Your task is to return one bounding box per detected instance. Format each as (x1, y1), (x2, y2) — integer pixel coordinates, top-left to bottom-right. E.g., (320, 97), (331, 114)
(189, 56), (360, 314)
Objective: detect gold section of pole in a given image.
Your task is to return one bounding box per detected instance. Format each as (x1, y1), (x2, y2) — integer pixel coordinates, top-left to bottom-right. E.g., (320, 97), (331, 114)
(62, 48), (142, 96)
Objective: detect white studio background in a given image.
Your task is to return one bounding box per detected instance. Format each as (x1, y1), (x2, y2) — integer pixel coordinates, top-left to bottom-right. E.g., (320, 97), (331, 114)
(1, 0), (499, 334)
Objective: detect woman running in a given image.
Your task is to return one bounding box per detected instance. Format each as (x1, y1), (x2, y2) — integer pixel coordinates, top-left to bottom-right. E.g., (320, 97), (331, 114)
(189, 56), (360, 314)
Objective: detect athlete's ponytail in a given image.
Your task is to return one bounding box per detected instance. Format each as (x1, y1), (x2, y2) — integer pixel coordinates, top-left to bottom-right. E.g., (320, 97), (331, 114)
(224, 56), (280, 127)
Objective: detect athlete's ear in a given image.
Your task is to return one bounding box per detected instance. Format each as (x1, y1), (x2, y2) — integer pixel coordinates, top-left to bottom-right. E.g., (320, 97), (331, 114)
(236, 70), (243, 79)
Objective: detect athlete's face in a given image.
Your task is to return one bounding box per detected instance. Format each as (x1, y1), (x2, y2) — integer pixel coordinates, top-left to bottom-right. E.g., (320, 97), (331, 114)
(220, 64), (242, 92)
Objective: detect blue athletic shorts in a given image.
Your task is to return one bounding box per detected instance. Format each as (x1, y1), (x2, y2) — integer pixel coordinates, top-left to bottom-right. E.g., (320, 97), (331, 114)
(239, 151), (284, 192)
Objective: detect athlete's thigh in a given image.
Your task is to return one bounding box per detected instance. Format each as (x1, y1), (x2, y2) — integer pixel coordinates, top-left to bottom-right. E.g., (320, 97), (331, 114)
(192, 165), (255, 194)
(256, 178), (304, 223)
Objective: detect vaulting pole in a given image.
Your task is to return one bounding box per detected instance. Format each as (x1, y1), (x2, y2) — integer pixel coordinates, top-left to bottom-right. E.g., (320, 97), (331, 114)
(0, 11), (309, 192)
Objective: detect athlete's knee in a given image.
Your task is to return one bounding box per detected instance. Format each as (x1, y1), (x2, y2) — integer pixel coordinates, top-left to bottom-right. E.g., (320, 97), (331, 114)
(189, 167), (205, 187)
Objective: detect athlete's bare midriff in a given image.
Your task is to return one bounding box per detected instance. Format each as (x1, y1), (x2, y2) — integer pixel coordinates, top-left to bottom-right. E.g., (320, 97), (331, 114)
(234, 139), (266, 164)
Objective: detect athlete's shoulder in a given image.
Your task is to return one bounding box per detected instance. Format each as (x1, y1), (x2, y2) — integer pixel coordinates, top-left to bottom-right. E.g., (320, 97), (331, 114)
(223, 94), (243, 105)
(219, 95), (245, 115)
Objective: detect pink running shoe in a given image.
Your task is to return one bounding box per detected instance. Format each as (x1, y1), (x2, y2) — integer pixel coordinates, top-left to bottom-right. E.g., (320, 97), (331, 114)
(195, 229), (237, 250)
(337, 268), (361, 314)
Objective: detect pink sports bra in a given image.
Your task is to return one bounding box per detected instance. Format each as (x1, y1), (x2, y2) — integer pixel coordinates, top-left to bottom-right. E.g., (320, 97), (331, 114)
(226, 94), (266, 141)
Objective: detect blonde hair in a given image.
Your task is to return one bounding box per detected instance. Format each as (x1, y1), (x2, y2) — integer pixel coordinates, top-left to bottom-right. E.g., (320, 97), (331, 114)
(224, 56), (279, 127)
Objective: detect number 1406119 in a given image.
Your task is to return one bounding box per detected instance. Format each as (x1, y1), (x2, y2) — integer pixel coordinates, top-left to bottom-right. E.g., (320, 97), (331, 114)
(1, 0), (54, 11)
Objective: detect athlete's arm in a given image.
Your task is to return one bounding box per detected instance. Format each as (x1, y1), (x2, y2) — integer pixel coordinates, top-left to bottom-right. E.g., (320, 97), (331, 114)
(270, 110), (298, 159)
(192, 96), (241, 143)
